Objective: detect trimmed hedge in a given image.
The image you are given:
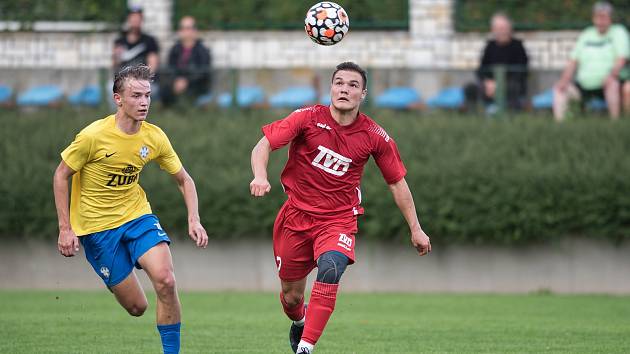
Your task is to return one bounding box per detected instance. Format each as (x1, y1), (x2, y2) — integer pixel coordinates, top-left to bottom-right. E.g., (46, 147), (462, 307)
(455, 0), (630, 32)
(2, 109), (630, 245)
(174, 0), (408, 30)
(0, 0), (127, 24)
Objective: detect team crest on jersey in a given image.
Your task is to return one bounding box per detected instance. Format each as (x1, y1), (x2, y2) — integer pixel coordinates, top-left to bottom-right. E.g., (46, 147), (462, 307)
(100, 266), (110, 279)
(139, 145), (149, 159)
(311, 145), (352, 176)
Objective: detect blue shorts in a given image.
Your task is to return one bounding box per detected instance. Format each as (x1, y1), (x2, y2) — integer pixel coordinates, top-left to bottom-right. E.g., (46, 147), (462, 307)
(80, 214), (171, 287)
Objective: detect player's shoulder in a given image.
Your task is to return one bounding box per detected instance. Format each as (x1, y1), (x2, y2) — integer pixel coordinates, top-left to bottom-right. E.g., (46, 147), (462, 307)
(360, 113), (392, 143)
(79, 115), (114, 137)
(291, 104), (324, 117)
(141, 120), (169, 139)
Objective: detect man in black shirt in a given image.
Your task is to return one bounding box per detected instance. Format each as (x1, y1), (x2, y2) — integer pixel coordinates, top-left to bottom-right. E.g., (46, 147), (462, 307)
(475, 13), (529, 111)
(160, 16), (211, 107)
(113, 7), (160, 74)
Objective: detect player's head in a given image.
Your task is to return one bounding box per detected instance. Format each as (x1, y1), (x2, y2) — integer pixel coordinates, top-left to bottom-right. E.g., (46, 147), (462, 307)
(113, 64), (153, 121)
(178, 16), (198, 42)
(126, 6), (144, 33)
(490, 12), (512, 45)
(330, 62), (368, 112)
(592, 1), (613, 34)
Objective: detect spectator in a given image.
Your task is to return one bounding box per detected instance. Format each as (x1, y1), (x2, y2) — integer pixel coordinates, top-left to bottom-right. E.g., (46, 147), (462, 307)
(553, 1), (629, 121)
(113, 6), (160, 74)
(160, 16), (211, 107)
(472, 12), (529, 112)
(622, 63), (630, 115)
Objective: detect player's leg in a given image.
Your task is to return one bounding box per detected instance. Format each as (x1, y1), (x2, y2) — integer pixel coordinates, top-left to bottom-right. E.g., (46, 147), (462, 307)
(80, 228), (148, 317)
(110, 271), (148, 316)
(282, 278), (308, 353)
(297, 251), (350, 354)
(272, 202), (316, 352)
(297, 221), (357, 354)
(125, 214), (180, 354)
(138, 242), (181, 354)
(281, 278), (307, 320)
(603, 77), (620, 119)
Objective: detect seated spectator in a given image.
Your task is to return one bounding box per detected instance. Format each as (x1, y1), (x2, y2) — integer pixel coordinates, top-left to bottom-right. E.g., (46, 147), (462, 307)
(467, 13), (528, 112)
(113, 6), (160, 74)
(622, 63), (630, 115)
(553, 1), (629, 121)
(160, 16), (211, 107)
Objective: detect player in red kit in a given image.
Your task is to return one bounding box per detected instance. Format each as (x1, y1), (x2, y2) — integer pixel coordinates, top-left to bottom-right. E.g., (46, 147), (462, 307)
(250, 62), (431, 354)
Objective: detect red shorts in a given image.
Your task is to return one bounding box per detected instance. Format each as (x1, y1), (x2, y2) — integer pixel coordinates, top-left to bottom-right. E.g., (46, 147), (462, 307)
(273, 201), (358, 282)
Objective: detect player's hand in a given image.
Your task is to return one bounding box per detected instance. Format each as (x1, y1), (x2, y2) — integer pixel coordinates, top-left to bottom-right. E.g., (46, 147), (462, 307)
(188, 219), (208, 248)
(250, 177), (271, 197)
(411, 227), (431, 256)
(58, 228), (79, 257)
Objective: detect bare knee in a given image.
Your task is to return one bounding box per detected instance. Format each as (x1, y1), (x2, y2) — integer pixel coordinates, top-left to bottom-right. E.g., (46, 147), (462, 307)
(126, 300), (148, 317)
(153, 270), (177, 298)
(282, 289), (304, 308)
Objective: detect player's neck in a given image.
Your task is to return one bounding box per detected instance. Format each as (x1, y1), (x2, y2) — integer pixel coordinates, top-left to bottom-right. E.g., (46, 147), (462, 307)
(329, 106), (359, 126)
(115, 111), (142, 135)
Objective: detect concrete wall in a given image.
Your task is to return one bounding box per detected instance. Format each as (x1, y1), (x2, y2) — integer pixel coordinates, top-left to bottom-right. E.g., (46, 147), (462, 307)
(2, 238), (629, 294)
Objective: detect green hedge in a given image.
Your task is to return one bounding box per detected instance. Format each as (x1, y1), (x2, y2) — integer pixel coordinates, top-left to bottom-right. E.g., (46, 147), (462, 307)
(0, 0), (126, 25)
(455, 0), (630, 32)
(174, 0), (408, 30)
(2, 109), (630, 245)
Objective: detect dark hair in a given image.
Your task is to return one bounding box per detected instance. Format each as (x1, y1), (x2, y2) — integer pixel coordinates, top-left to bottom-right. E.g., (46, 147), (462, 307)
(113, 64), (153, 94)
(332, 62), (367, 89)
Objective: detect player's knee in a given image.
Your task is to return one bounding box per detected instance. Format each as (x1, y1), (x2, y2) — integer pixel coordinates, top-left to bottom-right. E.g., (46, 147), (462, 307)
(316, 251), (349, 284)
(154, 270), (177, 296)
(126, 301), (148, 317)
(282, 290), (304, 308)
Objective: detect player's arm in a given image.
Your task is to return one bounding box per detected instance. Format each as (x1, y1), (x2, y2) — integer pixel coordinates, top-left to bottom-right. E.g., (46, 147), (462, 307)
(388, 178), (431, 256)
(250, 136), (272, 197)
(171, 167), (208, 248)
(53, 161), (80, 257)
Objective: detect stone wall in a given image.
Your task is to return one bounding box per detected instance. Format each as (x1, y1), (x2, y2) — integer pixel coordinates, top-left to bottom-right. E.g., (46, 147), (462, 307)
(2, 238), (629, 294)
(0, 0), (581, 97)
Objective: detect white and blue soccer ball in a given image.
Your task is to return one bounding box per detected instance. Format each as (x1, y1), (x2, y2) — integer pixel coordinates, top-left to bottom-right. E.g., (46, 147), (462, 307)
(304, 2), (350, 46)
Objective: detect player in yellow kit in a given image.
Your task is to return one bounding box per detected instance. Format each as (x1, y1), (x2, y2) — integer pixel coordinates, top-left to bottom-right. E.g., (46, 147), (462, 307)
(52, 64), (208, 354)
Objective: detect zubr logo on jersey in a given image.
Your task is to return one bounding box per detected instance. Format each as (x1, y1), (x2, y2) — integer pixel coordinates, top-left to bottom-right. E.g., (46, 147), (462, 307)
(106, 165), (140, 187)
(311, 145), (352, 176)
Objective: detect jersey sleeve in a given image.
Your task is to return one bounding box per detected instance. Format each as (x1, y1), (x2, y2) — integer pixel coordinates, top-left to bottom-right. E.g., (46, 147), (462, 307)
(373, 136), (407, 185)
(60, 131), (94, 172)
(262, 109), (310, 150)
(155, 129), (183, 174)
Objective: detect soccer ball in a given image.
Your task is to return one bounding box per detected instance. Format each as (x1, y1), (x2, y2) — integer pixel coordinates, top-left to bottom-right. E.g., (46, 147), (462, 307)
(304, 2), (350, 46)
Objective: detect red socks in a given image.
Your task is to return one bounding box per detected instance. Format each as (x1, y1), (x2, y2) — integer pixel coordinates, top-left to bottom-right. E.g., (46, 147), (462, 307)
(301, 281), (339, 345)
(280, 291), (305, 321)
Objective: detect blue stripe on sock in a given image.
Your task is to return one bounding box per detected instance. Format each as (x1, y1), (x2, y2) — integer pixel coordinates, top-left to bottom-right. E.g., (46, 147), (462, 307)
(157, 322), (181, 354)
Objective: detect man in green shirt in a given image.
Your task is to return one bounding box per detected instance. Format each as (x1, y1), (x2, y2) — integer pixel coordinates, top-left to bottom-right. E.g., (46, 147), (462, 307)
(553, 1), (629, 121)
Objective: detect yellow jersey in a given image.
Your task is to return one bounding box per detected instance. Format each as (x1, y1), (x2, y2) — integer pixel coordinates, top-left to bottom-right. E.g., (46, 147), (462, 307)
(61, 115), (182, 236)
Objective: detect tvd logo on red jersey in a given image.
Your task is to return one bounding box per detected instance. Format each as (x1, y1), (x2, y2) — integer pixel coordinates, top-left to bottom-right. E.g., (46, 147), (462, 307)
(311, 145), (352, 176)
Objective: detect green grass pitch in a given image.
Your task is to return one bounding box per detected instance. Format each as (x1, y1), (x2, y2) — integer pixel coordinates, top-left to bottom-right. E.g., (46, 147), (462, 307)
(0, 291), (629, 353)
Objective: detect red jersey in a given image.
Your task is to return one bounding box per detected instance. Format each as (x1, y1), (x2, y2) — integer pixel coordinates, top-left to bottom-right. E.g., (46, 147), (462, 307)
(262, 105), (407, 218)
